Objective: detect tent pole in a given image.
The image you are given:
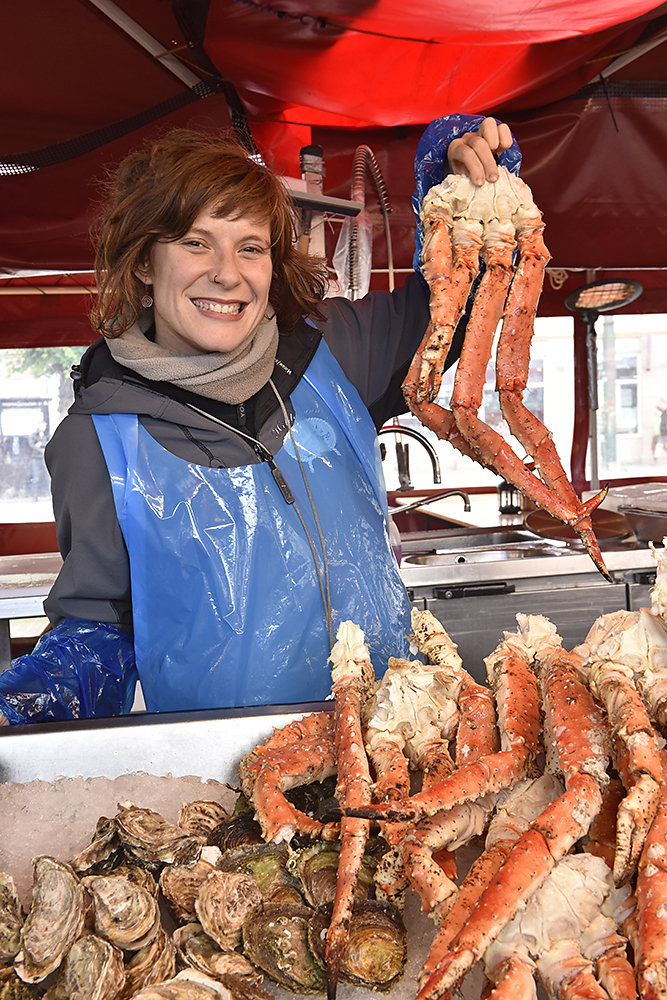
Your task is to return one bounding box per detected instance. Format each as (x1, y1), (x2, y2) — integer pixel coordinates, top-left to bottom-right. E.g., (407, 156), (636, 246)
(593, 26), (667, 82)
(571, 313), (589, 496)
(85, 0), (204, 89)
(584, 310), (601, 492)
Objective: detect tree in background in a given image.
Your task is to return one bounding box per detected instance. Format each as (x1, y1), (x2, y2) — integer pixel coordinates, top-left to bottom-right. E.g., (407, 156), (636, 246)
(3, 347), (83, 422)
(1, 347), (84, 502)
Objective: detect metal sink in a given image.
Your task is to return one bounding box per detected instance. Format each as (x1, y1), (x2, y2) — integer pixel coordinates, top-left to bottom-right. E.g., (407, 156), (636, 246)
(401, 529), (568, 565)
(428, 529), (535, 548)
(403, 545), (565, 566)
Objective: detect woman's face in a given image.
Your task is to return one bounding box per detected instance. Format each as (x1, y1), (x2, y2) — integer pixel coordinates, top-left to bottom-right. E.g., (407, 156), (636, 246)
(140, 208), (274, 355)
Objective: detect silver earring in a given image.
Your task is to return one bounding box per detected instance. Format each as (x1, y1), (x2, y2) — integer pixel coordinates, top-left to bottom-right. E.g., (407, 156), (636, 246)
(141, 292), (153, 308)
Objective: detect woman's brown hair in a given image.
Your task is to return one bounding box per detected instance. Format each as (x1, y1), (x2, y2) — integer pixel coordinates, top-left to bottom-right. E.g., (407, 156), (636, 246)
(90, 129), (329, 336)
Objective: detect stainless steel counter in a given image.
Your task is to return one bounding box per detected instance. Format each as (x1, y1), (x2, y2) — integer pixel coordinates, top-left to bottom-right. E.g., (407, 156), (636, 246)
(0, 704), (457, 1000)
(398, 530), (661, 682)
(1, 699), (471, 1000)
(401, 530), (656, 591)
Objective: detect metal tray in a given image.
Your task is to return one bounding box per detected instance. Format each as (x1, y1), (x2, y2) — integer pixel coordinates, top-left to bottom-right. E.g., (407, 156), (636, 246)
(1, 703), (477, 1000)
(617, 506), (667, 544)
(0, 702), (328, 785)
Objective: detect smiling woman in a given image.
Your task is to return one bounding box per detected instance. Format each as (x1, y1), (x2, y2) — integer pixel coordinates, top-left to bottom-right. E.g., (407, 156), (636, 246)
(138, 213), (274, 357)
(90, 130), (329, 339)
(0, 117), (515, 725)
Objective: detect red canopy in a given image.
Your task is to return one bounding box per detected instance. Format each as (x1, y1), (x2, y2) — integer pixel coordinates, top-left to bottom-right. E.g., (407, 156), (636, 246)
(2, 0), (667, 344)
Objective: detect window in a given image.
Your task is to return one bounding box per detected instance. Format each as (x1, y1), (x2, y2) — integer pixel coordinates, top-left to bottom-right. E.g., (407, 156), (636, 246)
(0, 347), (81, 521)
(381, 312), (667, 491)
(617, 370), (638, 434)
(381, 317), (573, 491)
(596, 315), (667, 479)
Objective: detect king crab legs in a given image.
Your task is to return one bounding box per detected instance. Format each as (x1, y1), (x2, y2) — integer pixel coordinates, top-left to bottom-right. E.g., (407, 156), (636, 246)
(344, 615), (543, 833)
(577, 613), (665, 886)
(238, 710), (339, 843)
(572, 558), (667, 888)
(483, 852), (636, 1000)
(240, 624), (379, 1000)
(362, 610), (500, 922)
(634, 749), (667, 999)
(403, 166), (611, 581)
(325, 622), (377, 1000)
(238, 580), (667, 1000)
(342, 615), (610, 1000)
(418, 772), (564, 1000)
(408, 616), (612, 1000)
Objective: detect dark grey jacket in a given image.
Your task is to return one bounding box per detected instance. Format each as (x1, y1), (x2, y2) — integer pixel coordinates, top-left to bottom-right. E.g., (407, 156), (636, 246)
(44, 274), (460, 634)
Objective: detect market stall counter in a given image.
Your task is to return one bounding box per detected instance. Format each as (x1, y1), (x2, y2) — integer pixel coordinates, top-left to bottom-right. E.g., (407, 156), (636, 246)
(0, 551), (61, 668)
(0, 704), (482, 1000)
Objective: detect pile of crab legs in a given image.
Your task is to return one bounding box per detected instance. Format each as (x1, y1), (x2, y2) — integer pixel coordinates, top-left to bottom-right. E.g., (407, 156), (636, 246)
(402, 165), (612, 581)
(239, 538), (667, 1000)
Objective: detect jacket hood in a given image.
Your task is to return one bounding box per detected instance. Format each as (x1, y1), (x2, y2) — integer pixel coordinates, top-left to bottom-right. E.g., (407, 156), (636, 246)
(67, 324), (322, 435)
(69, 337), (201, 424)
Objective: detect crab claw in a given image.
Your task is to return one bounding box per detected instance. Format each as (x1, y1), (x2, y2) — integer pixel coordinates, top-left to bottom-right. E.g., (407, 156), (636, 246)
(326, 624), (375, 1000)
(571, 486), (613, 583)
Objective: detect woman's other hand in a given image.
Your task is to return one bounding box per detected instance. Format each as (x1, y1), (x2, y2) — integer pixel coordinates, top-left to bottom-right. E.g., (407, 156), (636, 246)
(447, 118), (514, 186)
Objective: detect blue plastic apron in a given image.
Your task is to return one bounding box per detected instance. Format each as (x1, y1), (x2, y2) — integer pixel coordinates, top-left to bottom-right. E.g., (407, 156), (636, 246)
(92, 341), (412, 711)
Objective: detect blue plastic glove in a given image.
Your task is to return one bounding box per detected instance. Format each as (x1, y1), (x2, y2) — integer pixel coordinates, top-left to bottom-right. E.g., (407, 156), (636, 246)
(412, 114), (522, 273)
(0, 619), (137, 725)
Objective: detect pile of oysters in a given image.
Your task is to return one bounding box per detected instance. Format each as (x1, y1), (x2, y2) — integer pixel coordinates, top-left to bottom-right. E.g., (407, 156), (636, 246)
(0, 789), (406, 1000)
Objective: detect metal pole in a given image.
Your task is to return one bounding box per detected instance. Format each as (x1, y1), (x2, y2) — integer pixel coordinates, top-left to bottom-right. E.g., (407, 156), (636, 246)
(593, 26), (667, 83)
(584, 312), (600, 491)
(299, 146), (326, 258)
(570, 313), (588, 495)
(601, 315), (617, 467)
(85, 0), (204, 89)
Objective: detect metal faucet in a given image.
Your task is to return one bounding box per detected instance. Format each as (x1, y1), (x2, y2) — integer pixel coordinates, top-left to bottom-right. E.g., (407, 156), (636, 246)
(391, 489), (472, 516)
(435, 489), (471, 512)
(378, 424), (442, 486)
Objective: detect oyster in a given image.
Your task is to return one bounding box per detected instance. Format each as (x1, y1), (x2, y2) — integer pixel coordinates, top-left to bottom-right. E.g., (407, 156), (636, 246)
(109, 865), (159, 900)
(242, 903), (325, 992)
(309, 900), (406, 988)
(61, 934), (125, 1000)
(173, 968), (274, 1000)
(195, 873), (262, 951)
(83, 875), (160, 951)
(211, 977), (274, 1000)
(173, 923), (261, 982)
(159, 860), (218, 925)
(0, 968), (43, 1000)
(71, 819), (123, 877)
(177, 803), (231, 844)
(207, 815), (263, 854)
(0, 874), (24, 965)
(14, 857), (86, 983)
(287, 842), (376, 909)
(129, 971), (225, 1000)
(218, 845), (303, 906)
(285, 775), (338, 821)
(115, 805), (202, 867)
(117, 927), (176, 1000)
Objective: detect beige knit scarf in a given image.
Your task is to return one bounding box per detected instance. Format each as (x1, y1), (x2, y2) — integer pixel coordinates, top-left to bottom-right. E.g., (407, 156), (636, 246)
(106, 311), (279, 404)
